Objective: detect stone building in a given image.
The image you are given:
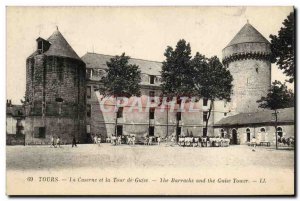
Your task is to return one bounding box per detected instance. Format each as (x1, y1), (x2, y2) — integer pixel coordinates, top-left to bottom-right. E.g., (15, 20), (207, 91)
(82, 53), (230, 142)
(22, 22), (293, 145)
(6, 100), (25, 145)
(214, 107), (294, 145)
(24, 28), (86, 144)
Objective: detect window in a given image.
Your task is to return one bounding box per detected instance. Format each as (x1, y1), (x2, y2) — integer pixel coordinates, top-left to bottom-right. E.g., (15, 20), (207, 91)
(203, 111), (208, 121)
(149, 91), (155, 102)
(117, 125), (123, 136)
(149, 107), (155, 119)
(260, 128), (266, 132)
(203, 127), (207, 137)
(87, 104), (91, 117)
(224, 100), (227, 108)
(86, 125), (91, 134)
(224, 112), (227, 117)
(34, 127), (46, 138)
(277, 127), (283, 138)
(176, 127), (181, 136)
(87, 86), (91, 99)
(203, 98), (208, 106)
(220, 129), (225, 138)
(37, 41), (43, 51)
(150, 75), (155, 84)
(176, 112), (181, 121)
(117, 107), (123, 118)
(149, 126), (155, 136)
(246, 128), (251, 142)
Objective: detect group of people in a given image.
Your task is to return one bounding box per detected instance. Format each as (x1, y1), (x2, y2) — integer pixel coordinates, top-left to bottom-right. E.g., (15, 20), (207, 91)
(50, 136), (61, 148)
(50, 136), (78, 148)
(92, 134), (102, 146)
(144, 136), (162, 145)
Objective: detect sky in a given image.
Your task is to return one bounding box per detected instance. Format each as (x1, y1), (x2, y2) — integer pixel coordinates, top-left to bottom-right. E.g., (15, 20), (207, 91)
(6, 6), (294, 104)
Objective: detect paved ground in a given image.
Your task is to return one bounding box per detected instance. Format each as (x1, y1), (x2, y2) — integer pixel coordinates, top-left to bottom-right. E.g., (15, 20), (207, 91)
(7, 143), (294, 171)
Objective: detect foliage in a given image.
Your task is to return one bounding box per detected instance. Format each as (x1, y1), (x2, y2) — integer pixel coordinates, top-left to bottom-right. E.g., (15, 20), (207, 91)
(100, 53), (141, 98)
(257, 80), (294, 110)
(160, 39), (195, 100)
(270, 11), (295, 83)
(192, 53), (233, 102)
(192, 53), (233, 135)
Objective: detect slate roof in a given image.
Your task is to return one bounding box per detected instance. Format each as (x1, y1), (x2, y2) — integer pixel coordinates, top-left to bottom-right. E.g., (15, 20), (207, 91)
(226, 23), (270, 47)
(81, 52), (162, 75)
(6, 105), (25, 117)
(45, 30), (81, 60)
(215, 107), (294, 127)
(28, 29), (81, 61)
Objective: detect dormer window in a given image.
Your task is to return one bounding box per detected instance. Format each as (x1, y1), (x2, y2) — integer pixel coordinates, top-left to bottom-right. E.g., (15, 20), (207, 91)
(150, 75), (155, 84)
(36, 37), (51, 53)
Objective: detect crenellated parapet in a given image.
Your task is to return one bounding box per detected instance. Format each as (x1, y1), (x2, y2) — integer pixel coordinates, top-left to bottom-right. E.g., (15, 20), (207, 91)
(222, 51), (272, 65)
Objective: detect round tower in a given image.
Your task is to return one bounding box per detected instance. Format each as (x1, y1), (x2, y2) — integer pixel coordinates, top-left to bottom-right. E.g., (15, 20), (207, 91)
(222, 22), (271, 114)
(25, 28), (86, 144)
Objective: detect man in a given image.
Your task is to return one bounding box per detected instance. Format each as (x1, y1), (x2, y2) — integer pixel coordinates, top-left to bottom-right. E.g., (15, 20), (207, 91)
(97, 135), (101, 147)
(56, 137), (61, 148)
(132, 135), (135, 146)
(251, 136), (257, 151)
(157, 135), (161, 146)
(50, 136), (55, 148)
(72, 136), (77, 148)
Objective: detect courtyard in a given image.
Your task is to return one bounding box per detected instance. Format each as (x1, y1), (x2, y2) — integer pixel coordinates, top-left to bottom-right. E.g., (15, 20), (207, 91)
(6, 143), (295, 195)
(7, 143), (294, 171)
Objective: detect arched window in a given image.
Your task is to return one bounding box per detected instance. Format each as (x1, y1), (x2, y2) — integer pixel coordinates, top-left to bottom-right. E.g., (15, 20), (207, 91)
(277, 127), (283, 138)
(246, 128), (251, 142)
(220, 129), (225, 138)
(260, 128), (266, 132)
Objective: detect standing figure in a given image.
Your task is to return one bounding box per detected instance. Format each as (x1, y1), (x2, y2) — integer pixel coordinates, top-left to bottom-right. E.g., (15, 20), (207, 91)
(72, 136), (77, 148)
(50, 136), (55, 148)
(56, 137), (61, 148)
(157, 136), (161, 146)
(171, 135), (175, 146)
(117, 136), (122, 145)
(251, 136), (257, 151)
(132, 135), (135, 146)
(94, 135), (98, 144)
(97, 135), (101, 147)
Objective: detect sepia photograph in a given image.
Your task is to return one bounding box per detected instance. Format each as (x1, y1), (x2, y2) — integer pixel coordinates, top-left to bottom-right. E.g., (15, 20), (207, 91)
(6, 6), (295, 196)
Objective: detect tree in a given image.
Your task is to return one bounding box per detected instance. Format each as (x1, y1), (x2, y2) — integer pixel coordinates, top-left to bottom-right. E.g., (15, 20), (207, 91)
(160, 39), (195, 140)
(257, 80), (294, 149)
(192, 53), (233, 137)
(100, 53), (141, 136)
(270, 11), (295, 83)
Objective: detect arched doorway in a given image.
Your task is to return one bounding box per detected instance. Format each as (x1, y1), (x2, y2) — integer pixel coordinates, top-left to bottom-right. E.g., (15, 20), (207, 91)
(220, 129), (225, 138)
(232, 129), (238, 145)
(260, 128), (266, 141)
(277, 127), (283, 138)
(246, 128), (251, 142)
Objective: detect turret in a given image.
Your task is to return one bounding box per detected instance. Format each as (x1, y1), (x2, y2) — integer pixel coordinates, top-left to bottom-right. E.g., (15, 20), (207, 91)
(222, 22), (271, 114)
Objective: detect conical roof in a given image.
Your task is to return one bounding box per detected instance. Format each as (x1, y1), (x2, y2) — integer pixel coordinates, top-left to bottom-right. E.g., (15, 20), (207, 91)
(226, 23), (270, 47)
(45, 29), (81, 61)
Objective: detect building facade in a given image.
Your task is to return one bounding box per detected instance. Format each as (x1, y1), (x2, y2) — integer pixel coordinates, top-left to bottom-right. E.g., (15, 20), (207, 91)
(6, 100), (25, 145)
(22, 22), (293, 145)
(82, 53), (230, 142)
(214, 107), (294, 145)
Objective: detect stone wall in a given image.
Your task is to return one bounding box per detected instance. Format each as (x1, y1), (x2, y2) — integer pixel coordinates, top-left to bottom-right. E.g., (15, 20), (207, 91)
(214, 123), (294, 145)
(227, 59), (271, 114)
(86, 81), (230, 142)
(25, 54), (86, 144)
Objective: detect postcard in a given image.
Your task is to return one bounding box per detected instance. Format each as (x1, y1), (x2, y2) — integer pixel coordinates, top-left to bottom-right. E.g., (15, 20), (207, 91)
(6, 6), (295, 195)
